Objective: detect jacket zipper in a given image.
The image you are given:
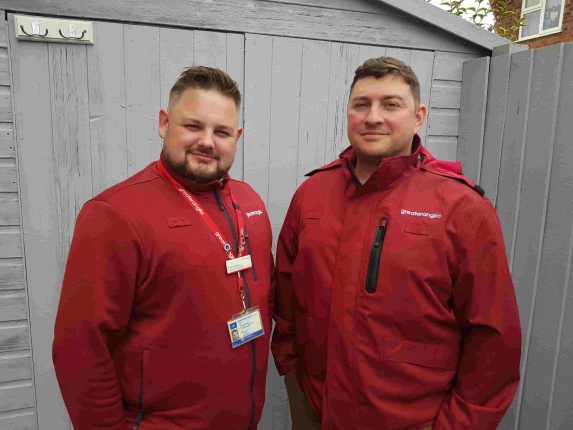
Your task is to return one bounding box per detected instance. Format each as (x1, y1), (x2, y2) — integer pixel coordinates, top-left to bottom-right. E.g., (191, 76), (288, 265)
(244, 230), (258, 281)
(365, 218), (388, 294)
(214, 189), (257, 430)
(132, 363), (145, 430)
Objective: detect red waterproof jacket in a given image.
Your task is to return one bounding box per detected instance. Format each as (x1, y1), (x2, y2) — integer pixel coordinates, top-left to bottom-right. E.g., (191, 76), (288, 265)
(53, 154), (274, 430)
(272, 137), (521, 430)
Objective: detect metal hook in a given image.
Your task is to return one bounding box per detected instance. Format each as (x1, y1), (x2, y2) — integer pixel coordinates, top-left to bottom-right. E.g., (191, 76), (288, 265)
(20, 22), (48, 37)
(58, 24), (86, 40)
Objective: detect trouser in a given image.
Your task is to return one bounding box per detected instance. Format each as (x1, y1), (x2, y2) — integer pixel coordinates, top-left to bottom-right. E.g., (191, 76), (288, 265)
(284, 370), (322, 430)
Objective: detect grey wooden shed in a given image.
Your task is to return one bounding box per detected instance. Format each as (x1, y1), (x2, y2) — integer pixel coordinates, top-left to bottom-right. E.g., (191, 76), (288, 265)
(0, 0), (512, 428)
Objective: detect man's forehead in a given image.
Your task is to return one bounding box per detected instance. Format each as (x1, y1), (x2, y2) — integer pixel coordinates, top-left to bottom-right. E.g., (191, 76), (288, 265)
(350, 76), (412, 99)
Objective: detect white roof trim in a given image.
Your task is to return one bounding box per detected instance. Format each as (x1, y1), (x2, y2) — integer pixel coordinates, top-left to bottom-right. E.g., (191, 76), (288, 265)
(379, 0), (513, 51)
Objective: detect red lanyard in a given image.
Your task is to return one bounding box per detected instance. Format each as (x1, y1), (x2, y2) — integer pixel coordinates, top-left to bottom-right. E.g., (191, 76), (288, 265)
(157, 159), (249, 310)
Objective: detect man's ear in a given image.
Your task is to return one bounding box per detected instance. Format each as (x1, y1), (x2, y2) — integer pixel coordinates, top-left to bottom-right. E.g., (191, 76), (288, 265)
(414, 104), (428, 134)
(159, 108), (169, 139)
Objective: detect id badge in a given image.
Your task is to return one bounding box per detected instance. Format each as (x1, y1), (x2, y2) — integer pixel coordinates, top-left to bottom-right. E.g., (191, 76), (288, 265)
(228, 306), (264, 348)
(226, 255), (252, 274)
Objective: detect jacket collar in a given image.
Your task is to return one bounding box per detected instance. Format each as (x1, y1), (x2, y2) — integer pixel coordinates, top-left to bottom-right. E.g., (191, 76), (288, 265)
(340, 135), (433, 192)
(156, 151), (230, 197)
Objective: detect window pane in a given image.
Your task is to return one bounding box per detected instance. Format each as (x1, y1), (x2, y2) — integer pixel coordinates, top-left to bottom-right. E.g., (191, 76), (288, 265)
(524, 0), (541, 8)
(522, 10), (541, 37)
(543, 0), (562, 30)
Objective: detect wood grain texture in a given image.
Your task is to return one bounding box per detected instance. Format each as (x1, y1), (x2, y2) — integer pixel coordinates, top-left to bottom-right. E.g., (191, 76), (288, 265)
(433, 51), (481, 81)
(0, 124), (14, 158)
(357, 45), (386, 66)
(87, 21), (128, 195)
(0, 160), (16, 192)
(425, 136), (457, 161)
(427, 109), (459, 137)
(0, 259), (25, 291)
(0, 193), (17, 225)
(457, 57), (489, 183)
(0, 52), (9, 86)
(410, 50), (435, 143)
(0, 381), (34, 412)
(548, 42), (573, 430)
(296, 39), (332, 185)
(0, 21), (6, 48)
(517, 43), (564, 430)
(243, 34), (272, 205)
(0, 86), (12, 122)
(0, 0), (486, 54)
(265, 0), (400, 16)
(0, 291), (27, 321)
(193, 30), (226, 70)
(385, 48), (411, 64)
(479, 54), (510, 205)
(0, 410), (37, 430)
(430, 81), (461, 109)
(0, 228), (21, 258)
(159, 27), (194, 109)
(124, 24), (161, 176)
(226, 33), (245, 182)
(0, 324), (29, 353)
(0, 352), (32, 383)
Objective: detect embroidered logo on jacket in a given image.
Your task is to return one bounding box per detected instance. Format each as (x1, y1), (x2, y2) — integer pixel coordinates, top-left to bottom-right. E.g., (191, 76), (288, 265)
(246, 210), (263, 218)
(401, 209), (441, 219)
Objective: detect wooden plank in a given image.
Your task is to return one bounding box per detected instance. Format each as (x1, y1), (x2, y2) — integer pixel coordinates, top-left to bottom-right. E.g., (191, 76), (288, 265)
(427, 109), (459, 137)
(159, 27), (194, 110)
(325, 42), (360, 162)
(0, 381), (34, 412)
(429, 81), (461, 109)
(8, 15), (69, 429)
(508, 44), (563, 430)
(548, 43), (573, 430)
(0, 0), (486, 54)
(479, 54), (511, 205)
(0, 86), (11, 122)
(433, 51), (481, 81)
(226, 33), (245, 182)
(0, 193), (18, 226)
(357, 45), (386, 66)
(0, 324), (29, 353)
(0, 124), (14, 158)
(124, 24), (161, 176)
(385, 48), (411, 64)
(410, 50), (435, 143)
(457, 57), (489, 183)
(0, 160), (16, 192)
(243, 34), (272, 205)
(0, 291), (26, 322)
(193, 30), (227, 70)
(265, 0), (401, 16)
(0, 51), (9, 86)
(0, 351), (32, 383)
(0, 259), (25, 291)
(87, 21), (128, 195)
(425, 136), (457, 161)
(0, 228), (21, 258)
(0, 410), (37, 430)
(0, 20), (6, 48)
(296, 39), (332, 185)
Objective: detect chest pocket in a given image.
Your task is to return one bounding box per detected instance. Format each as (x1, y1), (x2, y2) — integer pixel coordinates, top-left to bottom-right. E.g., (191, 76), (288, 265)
(404, 221), (429, 236)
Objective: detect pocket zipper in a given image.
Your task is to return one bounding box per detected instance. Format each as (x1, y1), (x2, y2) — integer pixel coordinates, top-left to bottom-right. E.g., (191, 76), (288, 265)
(365, 218), (388, 294)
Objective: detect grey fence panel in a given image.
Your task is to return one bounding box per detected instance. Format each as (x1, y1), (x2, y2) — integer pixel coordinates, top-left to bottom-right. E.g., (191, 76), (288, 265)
(226, 33), (246, 182)
(457, 57), (489, 183)
(479, 54), (510, 205)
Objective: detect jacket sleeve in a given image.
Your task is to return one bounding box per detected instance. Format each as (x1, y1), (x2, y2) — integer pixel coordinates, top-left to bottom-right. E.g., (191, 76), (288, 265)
(52, 200), (144, 430)
(271, 188), (303, 375)
(434, 198), (522, 430)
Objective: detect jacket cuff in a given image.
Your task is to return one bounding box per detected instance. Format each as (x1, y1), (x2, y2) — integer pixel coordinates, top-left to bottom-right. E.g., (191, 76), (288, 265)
(271, 314), (298, 376)
(433, 389), (506, 430)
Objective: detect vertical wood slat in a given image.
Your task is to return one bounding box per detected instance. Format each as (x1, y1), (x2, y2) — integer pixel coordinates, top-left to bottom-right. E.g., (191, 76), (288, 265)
(479, 54), (511, 205)
(8, 13), (69, 430)
(456, 57), (489, 184)
(87, 22), (128, 195)
(409, 51), (434, 144)
(244, 34), (272, 206)
(159, 28), (194, 110)
(226, 33), (245, 182)
(193, 30), (227, 71)
(548, 42), (573, 430)
(507, 44), (563, 430)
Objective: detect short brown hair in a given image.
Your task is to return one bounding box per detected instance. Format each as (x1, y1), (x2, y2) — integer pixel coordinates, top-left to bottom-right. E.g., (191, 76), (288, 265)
(350, 57), (421, 106)
(169, 66), (242, 111)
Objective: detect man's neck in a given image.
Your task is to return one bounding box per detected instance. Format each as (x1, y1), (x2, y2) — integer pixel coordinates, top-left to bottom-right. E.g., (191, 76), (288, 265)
(354, 157), (382, 184)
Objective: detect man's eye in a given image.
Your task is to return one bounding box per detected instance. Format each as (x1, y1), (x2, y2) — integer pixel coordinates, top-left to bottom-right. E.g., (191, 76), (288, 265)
(216, 130), (230, 136)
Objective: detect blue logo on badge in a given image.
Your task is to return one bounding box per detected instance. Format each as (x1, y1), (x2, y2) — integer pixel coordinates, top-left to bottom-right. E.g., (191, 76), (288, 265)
(230, 322), (237, 329)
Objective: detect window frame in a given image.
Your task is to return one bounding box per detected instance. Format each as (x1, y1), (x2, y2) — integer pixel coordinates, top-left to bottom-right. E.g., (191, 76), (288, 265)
(518, 0), (567, 41)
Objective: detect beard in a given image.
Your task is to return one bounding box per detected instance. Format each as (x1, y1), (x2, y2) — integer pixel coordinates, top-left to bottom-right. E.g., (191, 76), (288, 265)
(162, 148), (232, 183)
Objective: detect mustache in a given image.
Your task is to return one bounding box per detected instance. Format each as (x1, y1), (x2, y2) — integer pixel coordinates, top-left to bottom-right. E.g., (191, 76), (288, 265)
(187, 149), (219, 160)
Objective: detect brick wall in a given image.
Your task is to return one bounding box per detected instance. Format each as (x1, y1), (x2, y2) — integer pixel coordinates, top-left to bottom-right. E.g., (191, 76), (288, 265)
(493, 0), (573, 48)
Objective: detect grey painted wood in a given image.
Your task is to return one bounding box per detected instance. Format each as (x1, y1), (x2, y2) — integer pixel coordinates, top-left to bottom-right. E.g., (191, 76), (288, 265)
(0, 194), (20, 226)
(0, 259), (24, 290)
(410, 50), (435, 144)
(0, 86), (11, 122)
(159, 27), (194, 110)
(508, 44), (563, 430)
(266, 0), (401, 16)
(433, 51), (480, 81)
(357, 45), (386, 66)
(0, 124), (14, 158)
(0, 20), (5, 48)
(193, 30), (227, 70)
(244, 34), (272, 204)
(226, 33), (245, 182)
(0, 324), (28, 353)
(548, 42), (573, 430)
(479, 54), (510, 205)
(0, 54), (9, 86)
(325, 42), (360, 162)
(87, 21), (128, 195)
(0, 291), (26, 321)
(0, 159), (16, 192)
(296, 39), (332, 184)
(0, 410), (37, 430)
(425, 136), (457, 161)
(457, 57), (489, 183)
(427, 109), (459, 137)
(429, 81), (461, 109)
(0, 0), (487, 54)
(8, 15), (69, 429)
(0, 228), (20, 258)
(124, 24), (161, 176)
(0, 352), (32, 383)
(0, 381), (34, 412)
(385, 48), (411, 64)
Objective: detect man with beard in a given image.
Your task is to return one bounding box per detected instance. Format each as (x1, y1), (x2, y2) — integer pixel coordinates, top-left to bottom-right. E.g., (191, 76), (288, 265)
(272, 57), (521, 430)
(53, 66), (275, 430)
